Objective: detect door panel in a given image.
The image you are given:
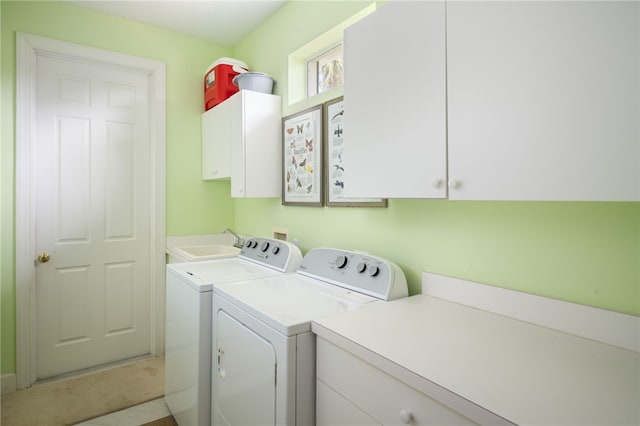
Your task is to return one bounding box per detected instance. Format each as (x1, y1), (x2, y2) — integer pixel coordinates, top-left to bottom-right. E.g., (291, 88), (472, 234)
(104, 261), (135, 334)
(57, 116), (91, 241)
(105, 121), (136, 239)
(35, 54), (151, 379)
(55, 266), (91, 344)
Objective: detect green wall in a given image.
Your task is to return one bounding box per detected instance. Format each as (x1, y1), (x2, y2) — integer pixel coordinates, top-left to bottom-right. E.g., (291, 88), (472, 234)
(0, 1), (235, 375)
(1, 0), (638, 378)
(232, 1), (640, 312)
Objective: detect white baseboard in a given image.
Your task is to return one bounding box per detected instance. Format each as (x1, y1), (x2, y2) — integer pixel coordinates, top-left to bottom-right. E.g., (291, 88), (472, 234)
(1, 373), (17, 395)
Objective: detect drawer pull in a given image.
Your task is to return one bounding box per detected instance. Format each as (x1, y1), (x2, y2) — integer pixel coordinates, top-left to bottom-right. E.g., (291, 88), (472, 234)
(400, 409), (413, 424)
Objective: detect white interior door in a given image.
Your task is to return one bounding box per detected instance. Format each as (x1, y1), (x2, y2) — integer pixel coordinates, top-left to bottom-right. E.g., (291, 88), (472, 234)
(34, 54), (152, 379)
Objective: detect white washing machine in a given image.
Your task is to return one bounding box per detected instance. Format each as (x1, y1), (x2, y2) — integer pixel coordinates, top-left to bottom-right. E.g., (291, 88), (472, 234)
(212, 247), (408, 426)
(165, 237), (303, 426)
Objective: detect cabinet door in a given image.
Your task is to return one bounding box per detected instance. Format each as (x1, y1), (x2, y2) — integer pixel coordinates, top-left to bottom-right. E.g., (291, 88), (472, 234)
(231, 91), (281, 198)
(342, 0), (447, 199)
(447, 1), (640, 201)
(201, 100), (232, 180)
(316, 380), (380, 426)
(316, 338), (478, 425)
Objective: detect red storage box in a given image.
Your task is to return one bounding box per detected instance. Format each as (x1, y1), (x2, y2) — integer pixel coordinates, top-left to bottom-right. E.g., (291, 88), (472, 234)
(204, 57), (248, 111)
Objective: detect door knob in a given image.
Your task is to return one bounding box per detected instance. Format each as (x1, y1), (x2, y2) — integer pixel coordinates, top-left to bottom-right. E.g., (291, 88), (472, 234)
(37, 252), (51, 263)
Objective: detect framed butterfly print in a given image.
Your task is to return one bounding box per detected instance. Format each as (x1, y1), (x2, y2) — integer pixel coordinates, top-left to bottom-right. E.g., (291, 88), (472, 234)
(323, 96), (387, 207)
(282, 105), (324, 206)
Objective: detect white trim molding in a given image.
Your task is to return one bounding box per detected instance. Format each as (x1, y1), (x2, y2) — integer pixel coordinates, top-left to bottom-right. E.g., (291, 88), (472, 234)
(1, 373), (17, 395)
(15, 32), (166, 389)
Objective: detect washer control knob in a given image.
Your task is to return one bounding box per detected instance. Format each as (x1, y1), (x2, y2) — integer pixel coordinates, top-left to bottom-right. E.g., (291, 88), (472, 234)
(368, 265), (380, 277)
(356, 262), (367, 273)
(272, 246), (280, 255)
(250, 240), (258, 249)
(335, 255), (348, 269)
(261, 241), (270, 252)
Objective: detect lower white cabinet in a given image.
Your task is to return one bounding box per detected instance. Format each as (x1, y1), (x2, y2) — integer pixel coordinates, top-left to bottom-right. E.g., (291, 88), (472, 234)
(316, 338), (477, 426)
(201, 90), (281, 198)
(317, 380), (379, 426)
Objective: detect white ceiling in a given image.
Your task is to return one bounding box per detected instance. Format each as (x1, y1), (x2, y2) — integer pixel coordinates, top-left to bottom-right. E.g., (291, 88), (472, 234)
(69, 0), (287, 47)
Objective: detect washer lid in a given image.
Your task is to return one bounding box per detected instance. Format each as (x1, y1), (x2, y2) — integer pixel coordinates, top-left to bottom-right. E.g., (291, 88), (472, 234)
(167, 258), (281, 292)
(214, 273), (380, 336)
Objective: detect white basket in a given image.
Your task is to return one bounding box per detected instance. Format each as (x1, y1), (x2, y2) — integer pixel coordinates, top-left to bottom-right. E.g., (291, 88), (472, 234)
(232, 72), (275, 94)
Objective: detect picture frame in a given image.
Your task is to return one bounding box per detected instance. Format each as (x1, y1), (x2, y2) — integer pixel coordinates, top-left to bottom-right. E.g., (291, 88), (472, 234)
(282, 105), (324, 206)
(323, 96), (387, 207)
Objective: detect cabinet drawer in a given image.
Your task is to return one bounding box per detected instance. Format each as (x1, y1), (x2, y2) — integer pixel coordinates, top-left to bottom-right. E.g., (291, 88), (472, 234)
(317, 338), (477, 425)
(317, 379), (380, 426)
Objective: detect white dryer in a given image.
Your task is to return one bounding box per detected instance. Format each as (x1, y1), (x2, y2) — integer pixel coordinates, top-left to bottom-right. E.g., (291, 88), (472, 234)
(165, 237), (302, 426)
(212, 247), (408, 426)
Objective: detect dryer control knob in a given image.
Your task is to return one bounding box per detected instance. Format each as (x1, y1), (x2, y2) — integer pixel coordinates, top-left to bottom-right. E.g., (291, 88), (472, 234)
(356, 262), (367, 273)
(335, 255), (348, 269)
(261, 241), (270, 252)
(272, 246), (280, 255)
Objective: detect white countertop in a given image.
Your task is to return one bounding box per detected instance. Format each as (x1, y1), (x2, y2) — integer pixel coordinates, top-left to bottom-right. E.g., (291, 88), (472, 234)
(312, 293), (640, 425)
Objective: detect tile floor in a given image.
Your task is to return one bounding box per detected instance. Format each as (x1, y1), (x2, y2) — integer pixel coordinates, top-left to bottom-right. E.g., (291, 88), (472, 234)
(74, 398), (170, 426)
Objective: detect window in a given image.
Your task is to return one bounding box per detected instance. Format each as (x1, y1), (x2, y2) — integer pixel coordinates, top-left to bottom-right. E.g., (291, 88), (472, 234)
(287, 3), (375, 105)
(307, 44), (344, 97)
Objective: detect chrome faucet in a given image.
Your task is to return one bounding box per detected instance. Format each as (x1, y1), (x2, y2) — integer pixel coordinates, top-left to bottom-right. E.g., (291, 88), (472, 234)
(224, 228), (245, 249)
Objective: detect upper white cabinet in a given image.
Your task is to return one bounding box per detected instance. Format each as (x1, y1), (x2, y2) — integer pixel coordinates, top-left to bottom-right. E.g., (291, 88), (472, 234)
(343, 0), (639, 201)
(342, 0), (447, 199)
(202, 96), (233, 180)
(447, 1), (639, 201)
(201, 90), (282, 198)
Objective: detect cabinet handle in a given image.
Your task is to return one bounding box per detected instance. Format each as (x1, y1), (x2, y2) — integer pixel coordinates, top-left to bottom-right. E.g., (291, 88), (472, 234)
(400, 409), (413, 424)
(448, 179), (461, 190)
(431, 178), (443, 188)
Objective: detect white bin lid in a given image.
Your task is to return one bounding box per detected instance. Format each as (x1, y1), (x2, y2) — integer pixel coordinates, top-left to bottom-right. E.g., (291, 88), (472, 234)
(206, 57), (248, 72)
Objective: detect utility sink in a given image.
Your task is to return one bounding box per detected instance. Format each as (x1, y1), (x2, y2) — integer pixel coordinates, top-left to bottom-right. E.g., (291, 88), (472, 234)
(167, 244), (241, 262)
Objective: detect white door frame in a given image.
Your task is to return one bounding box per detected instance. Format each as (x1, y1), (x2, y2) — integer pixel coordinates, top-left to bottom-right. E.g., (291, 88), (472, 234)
(15, 32), (166, 389)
